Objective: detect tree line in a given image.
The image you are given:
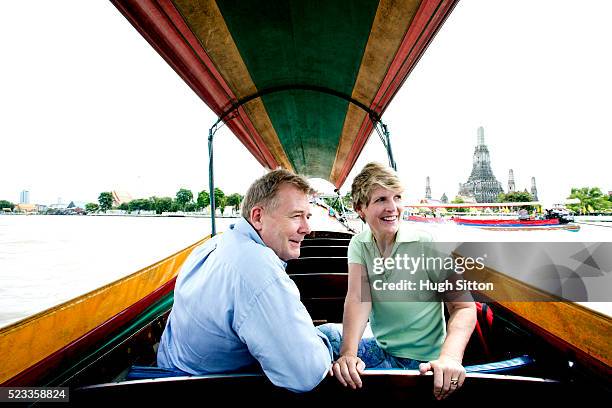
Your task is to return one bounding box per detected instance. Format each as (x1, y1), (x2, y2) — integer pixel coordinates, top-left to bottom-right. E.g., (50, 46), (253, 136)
(86, 188), (244, 215)
(2, 186), (611, 215)
(449, 189), (612, 213)
(442, 191), (537, 213)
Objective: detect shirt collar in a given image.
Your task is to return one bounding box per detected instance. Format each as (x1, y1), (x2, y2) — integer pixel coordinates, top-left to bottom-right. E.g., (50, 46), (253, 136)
(231, 217), (287, 267)
(356, 223), (420, 243)
(231, 217), (265, 246)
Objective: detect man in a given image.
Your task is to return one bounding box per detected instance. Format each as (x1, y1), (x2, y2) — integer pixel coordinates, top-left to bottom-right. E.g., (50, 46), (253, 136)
(157, 169), (332, 392)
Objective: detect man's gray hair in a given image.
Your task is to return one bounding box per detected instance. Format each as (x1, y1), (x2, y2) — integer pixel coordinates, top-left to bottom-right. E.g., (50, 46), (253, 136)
(241, 169), (314, 219)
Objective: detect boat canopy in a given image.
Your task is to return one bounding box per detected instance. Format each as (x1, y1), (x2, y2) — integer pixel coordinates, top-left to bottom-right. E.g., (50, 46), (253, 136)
(112, 0), (457, 187)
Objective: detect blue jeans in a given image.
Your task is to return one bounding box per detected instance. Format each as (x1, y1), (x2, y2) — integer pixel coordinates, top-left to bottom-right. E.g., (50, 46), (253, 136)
(317, 323), (423, 369)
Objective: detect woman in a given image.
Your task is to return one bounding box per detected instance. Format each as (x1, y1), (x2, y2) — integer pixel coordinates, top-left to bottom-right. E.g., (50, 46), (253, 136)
(319, 162), (476, 400)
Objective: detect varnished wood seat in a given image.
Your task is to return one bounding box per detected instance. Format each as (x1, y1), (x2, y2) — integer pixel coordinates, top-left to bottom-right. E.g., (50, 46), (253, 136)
(289, 273), (347, 299)
(299, 245), (348, 257)
(300, 238), (351, 247)
(286, 257), (348, 275)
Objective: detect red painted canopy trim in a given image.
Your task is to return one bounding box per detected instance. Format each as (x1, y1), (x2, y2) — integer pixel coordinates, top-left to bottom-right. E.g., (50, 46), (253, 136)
(372, 0), (458, 112)
(335, 0), (458, 187)
(157, 0), (277, 168)
(157, 0), (235, 109)
(111, 0), (279, 169)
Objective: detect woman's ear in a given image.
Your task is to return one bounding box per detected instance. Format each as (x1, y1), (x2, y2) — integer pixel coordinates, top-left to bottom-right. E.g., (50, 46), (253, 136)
(355, 204), (365, 221)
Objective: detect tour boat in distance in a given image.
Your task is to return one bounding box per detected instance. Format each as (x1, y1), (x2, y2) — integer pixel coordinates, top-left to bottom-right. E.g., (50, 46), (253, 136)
(404, 202), (580, 231)
(405, 215), (580, 231)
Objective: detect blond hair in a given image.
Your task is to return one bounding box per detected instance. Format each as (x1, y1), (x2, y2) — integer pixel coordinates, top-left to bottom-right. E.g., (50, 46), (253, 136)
(351, 162), (403, 210)
(241, 169), (313, 219)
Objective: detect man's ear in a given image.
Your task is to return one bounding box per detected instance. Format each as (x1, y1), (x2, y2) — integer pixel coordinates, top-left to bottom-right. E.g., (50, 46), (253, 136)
(249, 206), (264, 231)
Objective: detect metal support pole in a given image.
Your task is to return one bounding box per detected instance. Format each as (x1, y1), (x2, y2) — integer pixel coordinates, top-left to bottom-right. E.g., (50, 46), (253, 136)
(208, 126), (217, 236)
(371, 115), (397, 172)
(381, 122), (397, 171)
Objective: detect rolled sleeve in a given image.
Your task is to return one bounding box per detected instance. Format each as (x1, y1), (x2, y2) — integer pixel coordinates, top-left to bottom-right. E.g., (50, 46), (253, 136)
(236, 276), (332, 393)
(347, 237), (365, 265)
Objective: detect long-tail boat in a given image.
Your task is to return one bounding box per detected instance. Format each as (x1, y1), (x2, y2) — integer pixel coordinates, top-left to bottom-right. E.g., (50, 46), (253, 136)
(1, 0), (610, 404)
(406, 215), (581, 231)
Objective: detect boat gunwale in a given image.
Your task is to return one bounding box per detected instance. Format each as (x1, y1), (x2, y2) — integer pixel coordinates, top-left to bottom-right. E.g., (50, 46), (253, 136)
(76, 370), (558, 392)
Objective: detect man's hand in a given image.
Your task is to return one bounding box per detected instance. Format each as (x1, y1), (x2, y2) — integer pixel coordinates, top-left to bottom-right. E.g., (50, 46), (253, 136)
(329, 354), (366, 389)
(419, 356), (466, 400)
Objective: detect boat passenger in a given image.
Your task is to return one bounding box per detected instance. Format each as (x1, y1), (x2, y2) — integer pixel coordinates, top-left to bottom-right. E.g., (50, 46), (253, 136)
(157, 169), (332, 392)
(319, 162), (476, 400)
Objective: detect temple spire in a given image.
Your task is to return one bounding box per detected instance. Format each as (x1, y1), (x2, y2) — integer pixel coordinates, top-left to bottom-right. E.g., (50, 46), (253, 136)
(477, 126), (485, 146)
(458, 126), (503, 203)
(508, 169), (516, 193)
(425, 176), (432, 200)
(531, 177), (539, 201)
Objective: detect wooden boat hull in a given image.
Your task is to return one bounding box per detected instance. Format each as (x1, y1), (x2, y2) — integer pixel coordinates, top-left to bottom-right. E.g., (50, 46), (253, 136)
(0, 238), (207, 386)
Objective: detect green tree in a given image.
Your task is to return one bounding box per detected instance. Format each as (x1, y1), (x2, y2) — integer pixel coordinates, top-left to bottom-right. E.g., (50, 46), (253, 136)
(323, 197), (343, 214)
(175, 188), (194, 211)
(118, 202), (129, 211)
(152, 197), (173, 214)
(140, 198), (152, 211)
(0, 200), (15, 211)
(128, 198), (152, 212)
(342, 192), (353, 210)
(213, 188), (225, 215)
(219, 197), (228, 216)
(567, 187), (611, 214)
(226, 193), (243, 214)
(197, 190), (210, 211)
(85, 202), (99, 213)
(451, 196), (468, 213)
(323, 192), (352, 214)
(498, 191), (534, 211)
(185, 202), (197, 212)
(498, 191), (533, 203)
(98, 192), (113, 212)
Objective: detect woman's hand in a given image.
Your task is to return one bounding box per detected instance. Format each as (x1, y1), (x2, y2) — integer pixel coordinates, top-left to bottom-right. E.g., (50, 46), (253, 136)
(419, 355), (466, 400)
(329, 354), (366, 389)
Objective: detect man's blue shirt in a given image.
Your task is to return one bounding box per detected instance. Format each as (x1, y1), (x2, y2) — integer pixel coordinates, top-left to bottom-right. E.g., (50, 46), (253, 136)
(157, 217), (332, 392)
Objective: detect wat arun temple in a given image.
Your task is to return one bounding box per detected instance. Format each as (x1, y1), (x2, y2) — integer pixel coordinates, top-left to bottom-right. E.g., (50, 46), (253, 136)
(425, 127), (539, 203)
(458, 127), (504, 202)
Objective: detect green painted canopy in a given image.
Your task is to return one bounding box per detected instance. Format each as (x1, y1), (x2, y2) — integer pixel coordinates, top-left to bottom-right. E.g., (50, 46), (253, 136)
(112, 0), (457, 187)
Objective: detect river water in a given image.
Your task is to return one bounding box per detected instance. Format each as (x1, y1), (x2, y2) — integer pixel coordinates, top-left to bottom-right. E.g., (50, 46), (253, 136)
(1, 215), (610, 328)
(0, 215), (236, 328)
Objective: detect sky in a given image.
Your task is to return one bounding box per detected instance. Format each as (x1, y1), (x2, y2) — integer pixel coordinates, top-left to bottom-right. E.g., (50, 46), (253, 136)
(1, 0), (610, 207)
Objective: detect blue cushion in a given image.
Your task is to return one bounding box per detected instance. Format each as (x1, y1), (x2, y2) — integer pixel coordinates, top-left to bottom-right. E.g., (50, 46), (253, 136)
(364, 355), (535, 374)
(126, 366), (191, 380)
(465, 355), (534, 374)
